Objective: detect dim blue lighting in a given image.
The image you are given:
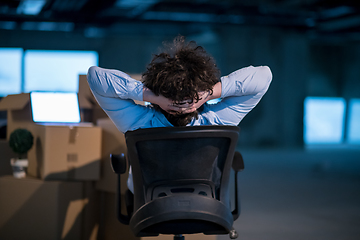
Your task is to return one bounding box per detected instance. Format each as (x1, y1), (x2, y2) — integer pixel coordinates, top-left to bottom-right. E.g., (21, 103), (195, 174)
(304, 97), (346, 144)
(17, 0), (46, 15)
(0, 21), (17, 30)
(347, 99), (360, 144)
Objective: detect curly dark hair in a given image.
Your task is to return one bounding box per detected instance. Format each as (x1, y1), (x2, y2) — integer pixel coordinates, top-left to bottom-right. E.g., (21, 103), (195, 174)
(142, 35), (220, 126)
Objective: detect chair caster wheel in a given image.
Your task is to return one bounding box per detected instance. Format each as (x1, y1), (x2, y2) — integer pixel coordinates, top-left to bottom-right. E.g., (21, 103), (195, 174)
(229, 228), (238, 239)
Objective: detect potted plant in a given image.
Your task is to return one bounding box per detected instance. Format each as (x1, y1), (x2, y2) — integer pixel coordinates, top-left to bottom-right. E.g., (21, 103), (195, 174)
(9, 128), (34, 178)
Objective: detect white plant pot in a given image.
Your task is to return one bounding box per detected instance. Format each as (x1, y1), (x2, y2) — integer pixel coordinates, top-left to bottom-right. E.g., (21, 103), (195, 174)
(10, 158), (29, 179)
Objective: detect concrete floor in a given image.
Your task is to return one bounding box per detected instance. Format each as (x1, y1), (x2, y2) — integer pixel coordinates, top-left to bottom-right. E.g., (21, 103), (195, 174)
(218, 148), (360, 240)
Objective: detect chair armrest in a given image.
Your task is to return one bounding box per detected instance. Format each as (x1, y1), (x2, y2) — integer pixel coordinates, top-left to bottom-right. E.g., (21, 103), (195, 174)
(110, 153), (127, 174)
(232, 151), (244, 172)
(110, 153), (131, 225)
(232, 151), (244, 221)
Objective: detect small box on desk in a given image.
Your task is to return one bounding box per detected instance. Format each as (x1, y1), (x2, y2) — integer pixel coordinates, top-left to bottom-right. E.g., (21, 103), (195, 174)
(27, 124), (102, 181)
(0, 93), (34, 140)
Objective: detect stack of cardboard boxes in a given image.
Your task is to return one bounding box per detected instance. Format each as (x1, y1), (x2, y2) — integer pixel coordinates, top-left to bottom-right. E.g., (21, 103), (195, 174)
(0, 76), (103, 240)
(0, 75), (216, 240)
(0, 74), (128, 240)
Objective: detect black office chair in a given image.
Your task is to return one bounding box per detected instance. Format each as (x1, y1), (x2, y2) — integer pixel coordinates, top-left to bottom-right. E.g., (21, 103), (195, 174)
(111, 125), (244, 240)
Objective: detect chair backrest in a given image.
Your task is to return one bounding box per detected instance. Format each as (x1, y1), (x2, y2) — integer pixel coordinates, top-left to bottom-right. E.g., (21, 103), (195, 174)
(125, 125), (240, 237)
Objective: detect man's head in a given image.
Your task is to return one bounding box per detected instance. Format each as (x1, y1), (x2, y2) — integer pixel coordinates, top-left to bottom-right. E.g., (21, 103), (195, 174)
(142, 35), (220, 126)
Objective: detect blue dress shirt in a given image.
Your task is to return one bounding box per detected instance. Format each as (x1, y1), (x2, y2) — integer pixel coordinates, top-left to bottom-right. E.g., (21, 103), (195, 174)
(87, 65), (272, 133)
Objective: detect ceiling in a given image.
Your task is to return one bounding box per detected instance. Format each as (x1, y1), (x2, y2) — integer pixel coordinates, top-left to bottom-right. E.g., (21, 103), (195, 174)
(0, 0), (360, 39)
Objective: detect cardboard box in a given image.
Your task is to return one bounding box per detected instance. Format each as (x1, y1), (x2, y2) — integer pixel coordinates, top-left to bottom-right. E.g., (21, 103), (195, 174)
(82, 181), (101, 240)
(27, 124), (102, 181)
(78, 75), (95, 109)
(98, 192), (139, 240)
(0, 176), (97, 240)
(0, 93), (33, 140)
(95, 118), (128, 193)
(78, 75), (108, 124)
(0, 140), (16, 177)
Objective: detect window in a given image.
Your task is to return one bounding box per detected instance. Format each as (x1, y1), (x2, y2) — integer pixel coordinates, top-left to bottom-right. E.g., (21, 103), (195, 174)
(347, 98), (360, 144)
(24, 50), (98, 92)
(0, 48), (98, 97)
(0, 48), (23, 96)
(304, 97), (346, 144)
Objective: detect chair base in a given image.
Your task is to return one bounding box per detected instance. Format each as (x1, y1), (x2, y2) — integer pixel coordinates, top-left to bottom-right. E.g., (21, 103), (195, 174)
(174, 235), (184, 240)
(130, 194), (233, 237)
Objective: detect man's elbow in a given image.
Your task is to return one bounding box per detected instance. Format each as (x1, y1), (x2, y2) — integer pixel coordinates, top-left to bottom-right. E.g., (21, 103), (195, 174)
(256, 66), (272, 94)
(87, 66), (102, 95)
(259, 66), (272, 92)
(260, 66), (272, 82)
(87, 66), (98, 81)
(87, 66), (102, 87)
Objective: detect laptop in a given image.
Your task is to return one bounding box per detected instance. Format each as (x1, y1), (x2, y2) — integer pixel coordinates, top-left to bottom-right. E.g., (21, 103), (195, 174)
(30, 91), (88, 125)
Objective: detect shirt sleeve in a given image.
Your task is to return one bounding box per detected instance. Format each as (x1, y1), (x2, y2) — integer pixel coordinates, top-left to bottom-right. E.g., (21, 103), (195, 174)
(87, 66), (151, 133)
(207, 65), (272, 125)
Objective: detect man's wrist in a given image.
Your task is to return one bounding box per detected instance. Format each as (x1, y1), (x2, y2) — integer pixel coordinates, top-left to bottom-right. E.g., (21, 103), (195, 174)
(210, 81), (222, 100)
(143, 87), (156, 103)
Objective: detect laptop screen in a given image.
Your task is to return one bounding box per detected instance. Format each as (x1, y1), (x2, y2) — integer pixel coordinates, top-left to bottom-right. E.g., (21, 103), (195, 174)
(30, 92), (81, 123)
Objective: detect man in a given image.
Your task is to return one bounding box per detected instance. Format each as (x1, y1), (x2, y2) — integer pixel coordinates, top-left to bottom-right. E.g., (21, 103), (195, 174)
(87, 35), (272, 192)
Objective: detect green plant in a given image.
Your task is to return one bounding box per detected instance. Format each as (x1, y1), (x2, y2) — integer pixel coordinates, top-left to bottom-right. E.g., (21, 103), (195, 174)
(9, 128), (34, 159)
